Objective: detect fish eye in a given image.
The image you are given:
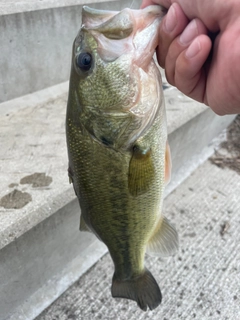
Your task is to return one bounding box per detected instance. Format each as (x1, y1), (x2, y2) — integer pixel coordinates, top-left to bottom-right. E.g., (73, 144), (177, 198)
(76, 52), (92, 71)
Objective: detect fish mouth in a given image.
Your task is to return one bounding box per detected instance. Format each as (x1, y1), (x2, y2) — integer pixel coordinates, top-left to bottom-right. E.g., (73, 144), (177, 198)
(82, 5), (166, 68)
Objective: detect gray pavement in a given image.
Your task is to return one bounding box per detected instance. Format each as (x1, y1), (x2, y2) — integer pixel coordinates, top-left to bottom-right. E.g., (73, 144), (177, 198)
(37, 149), (240, 319)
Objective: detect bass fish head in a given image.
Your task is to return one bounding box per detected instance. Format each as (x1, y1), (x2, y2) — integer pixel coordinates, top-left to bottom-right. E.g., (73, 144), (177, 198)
(67, 5), (166, 148)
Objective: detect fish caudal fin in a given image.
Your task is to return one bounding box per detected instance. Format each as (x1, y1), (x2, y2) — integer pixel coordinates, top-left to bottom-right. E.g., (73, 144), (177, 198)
(111, 269), (162, 311)
(147, 216), (179, 257)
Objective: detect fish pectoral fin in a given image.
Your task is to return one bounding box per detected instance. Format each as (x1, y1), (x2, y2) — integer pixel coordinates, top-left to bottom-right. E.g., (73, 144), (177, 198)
(80, 215), (92, 233)
(111, 268), (162, 311)
(146, 216), (178, 257)
(128, 145), (154, 197)
(165, 141), (172, 185)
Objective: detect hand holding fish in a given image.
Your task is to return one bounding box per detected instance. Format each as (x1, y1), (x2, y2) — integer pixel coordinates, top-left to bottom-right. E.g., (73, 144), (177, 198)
(141, 0), (240, 115)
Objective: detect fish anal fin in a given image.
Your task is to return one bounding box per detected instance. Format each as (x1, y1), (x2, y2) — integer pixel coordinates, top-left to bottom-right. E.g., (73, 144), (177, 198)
(111, 268), (162, 311)
(128, 145), (154, 197)
(165, 141), (172, 185)
(80, 215), (91, 233)
(146, 216), (178, 257)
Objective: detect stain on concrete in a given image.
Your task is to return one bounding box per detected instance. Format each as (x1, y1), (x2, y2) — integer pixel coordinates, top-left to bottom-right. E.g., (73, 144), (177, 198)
(8, 183), (18, 188)
(183, 232), (197, 238)
(210, 115), (240, 174)
(20, 172), (52, 187)
(0, 189), (32, 209)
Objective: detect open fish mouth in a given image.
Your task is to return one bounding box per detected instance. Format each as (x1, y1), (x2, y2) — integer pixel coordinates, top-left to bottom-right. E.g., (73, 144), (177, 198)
(81, 5), (166, 69)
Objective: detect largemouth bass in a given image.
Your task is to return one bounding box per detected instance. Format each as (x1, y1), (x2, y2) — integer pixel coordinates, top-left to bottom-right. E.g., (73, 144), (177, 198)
(66, 5), (178, 311)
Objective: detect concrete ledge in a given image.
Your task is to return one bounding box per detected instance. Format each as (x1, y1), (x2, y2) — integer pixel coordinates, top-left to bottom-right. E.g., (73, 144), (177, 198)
(0, 0), (119, 16)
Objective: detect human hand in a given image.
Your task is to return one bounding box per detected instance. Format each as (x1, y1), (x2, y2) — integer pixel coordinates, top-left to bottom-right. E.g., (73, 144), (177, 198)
(141, 0), (240, 115)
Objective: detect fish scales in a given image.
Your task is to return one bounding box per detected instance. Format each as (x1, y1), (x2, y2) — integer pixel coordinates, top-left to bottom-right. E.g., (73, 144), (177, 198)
(66, 5), (178, 311)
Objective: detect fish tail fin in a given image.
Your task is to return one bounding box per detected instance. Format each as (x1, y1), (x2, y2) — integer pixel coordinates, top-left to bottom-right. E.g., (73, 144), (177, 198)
(111, 269), (162, 311)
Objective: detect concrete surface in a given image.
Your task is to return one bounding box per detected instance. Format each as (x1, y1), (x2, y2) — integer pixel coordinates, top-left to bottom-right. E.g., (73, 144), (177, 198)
(0, 0), (141, 103)
(0, 0), (119, 15)
(37, 156), (240, 320)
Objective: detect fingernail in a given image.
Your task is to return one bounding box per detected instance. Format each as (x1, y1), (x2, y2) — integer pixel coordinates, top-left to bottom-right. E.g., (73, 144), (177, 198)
(165, 5), (177, 32)
(186, 38), (201, 58)
(179, 20), (198, 45)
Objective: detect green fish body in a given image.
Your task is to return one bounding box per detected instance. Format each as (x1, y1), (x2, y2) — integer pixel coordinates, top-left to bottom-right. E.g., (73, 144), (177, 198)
(66, 5), (178, 311)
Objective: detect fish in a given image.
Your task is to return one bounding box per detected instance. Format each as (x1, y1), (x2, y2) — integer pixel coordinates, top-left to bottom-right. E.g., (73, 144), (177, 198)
(66, 5), (178, 311)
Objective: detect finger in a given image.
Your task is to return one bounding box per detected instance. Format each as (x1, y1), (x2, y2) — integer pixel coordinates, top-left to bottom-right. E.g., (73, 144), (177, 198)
(157, 3), (189, 67)
(175, 35), (212, 103)
(165, 18), (208, 85)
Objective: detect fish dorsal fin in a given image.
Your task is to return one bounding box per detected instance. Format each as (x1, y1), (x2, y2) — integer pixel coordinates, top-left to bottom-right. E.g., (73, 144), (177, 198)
(165, 141), (172, 185)
(80, 215), (92, 232)
(146, 216), (178, 257)
(128, 145), (154, 197)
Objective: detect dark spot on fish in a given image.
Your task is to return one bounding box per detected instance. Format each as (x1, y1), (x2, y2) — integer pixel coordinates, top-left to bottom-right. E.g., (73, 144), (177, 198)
(217, 310), (221, 315)
(8, 183), (18, 188)
(100, 136), (113, 146)
(180, 209), (185, 214)
(177, 281), (181, 286)
(0, 190), (32, 209)
(189, 187), (194, 191)
(192, 264), (197, 269)
(20, 172), (52, 188)
(233, 295), (238, 300)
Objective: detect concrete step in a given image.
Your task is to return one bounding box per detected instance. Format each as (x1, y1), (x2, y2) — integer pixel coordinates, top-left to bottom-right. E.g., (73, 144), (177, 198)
(0, 0), (120, 16)
(36, 119), (240, 319)
(0, 73), (235, 320)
